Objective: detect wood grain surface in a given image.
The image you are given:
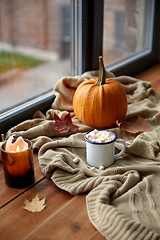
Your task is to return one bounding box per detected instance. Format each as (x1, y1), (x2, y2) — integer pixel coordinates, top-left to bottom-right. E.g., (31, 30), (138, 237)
(0, 63), (160, 240)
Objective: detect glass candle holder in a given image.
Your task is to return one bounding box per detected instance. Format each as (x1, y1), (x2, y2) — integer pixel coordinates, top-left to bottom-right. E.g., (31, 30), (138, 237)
(1, 139), (34, 188)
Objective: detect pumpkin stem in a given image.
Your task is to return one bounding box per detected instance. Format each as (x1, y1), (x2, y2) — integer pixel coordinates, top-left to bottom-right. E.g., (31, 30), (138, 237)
(96, 56), (106, 85)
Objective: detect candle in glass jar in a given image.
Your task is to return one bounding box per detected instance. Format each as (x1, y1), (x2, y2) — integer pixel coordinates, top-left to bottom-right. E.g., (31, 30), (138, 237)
(1, 136), (34, 188)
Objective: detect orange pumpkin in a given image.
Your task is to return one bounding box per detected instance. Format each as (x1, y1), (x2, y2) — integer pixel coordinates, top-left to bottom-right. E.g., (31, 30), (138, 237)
(73, 56), (128, 128)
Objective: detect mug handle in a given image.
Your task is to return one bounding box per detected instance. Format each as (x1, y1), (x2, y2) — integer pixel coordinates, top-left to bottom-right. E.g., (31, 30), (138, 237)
(114, 139), (126, 159)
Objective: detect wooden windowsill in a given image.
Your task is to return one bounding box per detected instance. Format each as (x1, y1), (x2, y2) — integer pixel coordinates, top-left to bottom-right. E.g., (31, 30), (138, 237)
(135, 62), (160, 93)
(0, 62), (160, 240)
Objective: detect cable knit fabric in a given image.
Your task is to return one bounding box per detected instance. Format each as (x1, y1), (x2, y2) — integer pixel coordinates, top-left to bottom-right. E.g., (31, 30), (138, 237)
(6, 70), (160, 240)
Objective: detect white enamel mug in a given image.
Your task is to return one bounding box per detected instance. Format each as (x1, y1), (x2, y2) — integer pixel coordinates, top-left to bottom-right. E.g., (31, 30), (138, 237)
(84, 130), (126, 168)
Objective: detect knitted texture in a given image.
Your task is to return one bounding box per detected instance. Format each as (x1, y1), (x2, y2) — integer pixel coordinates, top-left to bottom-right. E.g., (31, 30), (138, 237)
(6, 70), (160, 240)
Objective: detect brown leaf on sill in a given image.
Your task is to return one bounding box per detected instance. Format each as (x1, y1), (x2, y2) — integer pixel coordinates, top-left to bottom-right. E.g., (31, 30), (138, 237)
(51, 112), (79, 133)
(116, 115), (153, 134)
(23, 194), (46, 213)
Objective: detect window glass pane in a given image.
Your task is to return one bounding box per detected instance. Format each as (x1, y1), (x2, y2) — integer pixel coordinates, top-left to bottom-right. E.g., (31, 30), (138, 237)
(0, 0), (71, 113)
(103, 0), (154, 67)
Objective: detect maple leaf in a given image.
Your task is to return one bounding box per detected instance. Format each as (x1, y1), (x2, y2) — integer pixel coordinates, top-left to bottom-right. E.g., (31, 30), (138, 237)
(23, 195), (46, 213)
(116, 115), (153, 134)
(51, 112), (78, 133)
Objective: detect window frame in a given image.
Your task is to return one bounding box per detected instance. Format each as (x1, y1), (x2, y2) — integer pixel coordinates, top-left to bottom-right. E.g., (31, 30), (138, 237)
(0, 92), (55, 135)
(71, 0), (104, 75)
(0, 0), (160, 135)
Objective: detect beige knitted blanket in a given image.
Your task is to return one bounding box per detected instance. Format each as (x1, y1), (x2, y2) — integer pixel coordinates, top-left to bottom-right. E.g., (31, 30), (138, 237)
(6, 70), (160, 240)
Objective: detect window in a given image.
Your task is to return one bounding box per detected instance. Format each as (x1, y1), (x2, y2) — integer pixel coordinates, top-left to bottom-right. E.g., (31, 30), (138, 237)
(0, 0), (71, 133)
(76, 0), (159, 76)
(0, 0), (71, 113)
(103, 0), (159, 76)
(0, 0), (159, 134)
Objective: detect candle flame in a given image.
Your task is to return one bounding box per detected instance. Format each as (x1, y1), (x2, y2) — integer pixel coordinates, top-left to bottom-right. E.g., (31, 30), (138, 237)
(16, 145), (20, 152)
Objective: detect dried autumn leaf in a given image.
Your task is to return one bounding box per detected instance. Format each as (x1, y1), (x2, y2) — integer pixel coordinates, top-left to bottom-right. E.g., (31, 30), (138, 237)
(23, 195), (46, 213)
(116, 115), (153, 134)
(51, 112), (78, 133)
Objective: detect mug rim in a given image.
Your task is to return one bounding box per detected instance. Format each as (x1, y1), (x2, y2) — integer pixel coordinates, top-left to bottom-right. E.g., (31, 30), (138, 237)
(84, 130), (117, 145)
(1, 138), (32, 153)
